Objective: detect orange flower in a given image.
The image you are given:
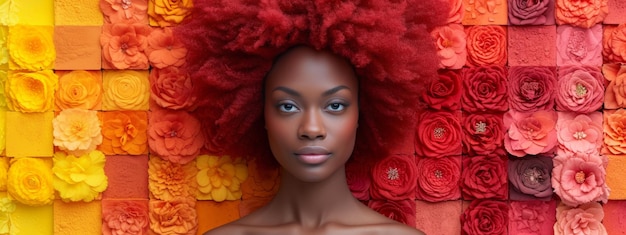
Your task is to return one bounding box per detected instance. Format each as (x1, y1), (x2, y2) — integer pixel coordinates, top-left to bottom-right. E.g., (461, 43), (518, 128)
(149, 67), (196, 110)
(147, 0), (193, 27)
(149, 198), (197, 235)
(100, 0), (149, 24)
(555, 0), (607, 28)
(6, 70), (58, 112)
(603, 109), (626, 155)
(102, 70), (150, 110)
(100, 111), (148, 155)
(148, 156), (197, 201)
(603, 63), (626, 109)
(53, 109), (103, 156)
(465, 26), (507, 66)
(603, 24), (626, 64)
(8, 25), (55, 71)
(146, 27), (187, 68)
(148, 109), (204, 164)
(55, 70), (102, 110)
(100, 23), (151, 70)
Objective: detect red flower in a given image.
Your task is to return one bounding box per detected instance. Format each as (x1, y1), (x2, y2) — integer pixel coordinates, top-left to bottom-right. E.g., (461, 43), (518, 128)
(415, 156), (461, 202)
(368, 199), (416, 227)
(461, 66), (509, 112)
(461, 200), (508, 235)
(465, 26), (507, 66)
(422, 70), (462, 110)
(415, 110), (462, 158)
(461, 154), (508, 200)
(462, 113), (505, 156)
(370, 155), (416, 200)
(508, 66), (557, 112)
(345, 158), (372, 201)
(148, 109), (204, 164)
(149, 67), (197, 111)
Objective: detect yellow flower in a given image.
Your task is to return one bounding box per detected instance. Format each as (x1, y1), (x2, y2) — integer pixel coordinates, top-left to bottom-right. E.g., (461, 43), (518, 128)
(0, 195), (15, 234)
(102, 70), (149, 110)
(53, 109), (102, 157)
(0, 0), (17, 26)
(55, 70), (102, 110)
(148, 156), (197, 201)
(7, 158), (54, 206)
(0, 70), (8, 109)
(8, 25), (55, 71)
(53, 150), (108, 202)
(5, 70), (58, 112)
(196, 155), (248, 202)
(0, 158), (7, 191)
(148, 0), (193, 27)
(0, 26), (8, 67)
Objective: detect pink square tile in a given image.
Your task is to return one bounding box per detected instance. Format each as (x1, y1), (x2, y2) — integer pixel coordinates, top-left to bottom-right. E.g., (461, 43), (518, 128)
(604, 0), (626, 24)
(415, 200), (462, 235)
(508, 25), (556, 66)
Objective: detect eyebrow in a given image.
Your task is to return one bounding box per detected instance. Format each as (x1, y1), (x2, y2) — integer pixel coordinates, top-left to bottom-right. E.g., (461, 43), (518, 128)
(272, 85), (350, 97)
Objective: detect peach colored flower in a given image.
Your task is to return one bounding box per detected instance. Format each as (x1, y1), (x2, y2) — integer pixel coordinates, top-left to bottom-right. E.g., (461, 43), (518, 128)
(148, 109), (204, 164)
(147, 0), (193, 27)
(102, 200), (149, 235)
(55, 70), (102, 110)
(447, 0), (464, 24)
(103, 70), (150, 110)
(100, 111), (148, 155)
(52, 150), (108, 202)
(553, 151), (608, 206)
(7, 25), (55, 71)
(196, 155), (248, 202)
(603, 24), (626, 63)
(557, 25), (602, 66)
(465, 25), (507, 66)
(100, 23), (151, 70)
(149, 198), (197, 235)
(149, 66), (196, 110)
(556, 112), (602, 154)
(6, 70), (58, 112)
(7, 158), (54, 206)
(603, 109), (626, 155)
(146, 27), (187, 68)
(555, 0), (607, 28)
(556, 66), (604, 112)
(100, 0), (149, 24)
(431, 24), (466, 69)
(148, 156), (197, 201)
(603, 63), (626, 109)
(555, 202), (607, 235)
(504, 110), (557, 157)
(53, 109), (103, 156)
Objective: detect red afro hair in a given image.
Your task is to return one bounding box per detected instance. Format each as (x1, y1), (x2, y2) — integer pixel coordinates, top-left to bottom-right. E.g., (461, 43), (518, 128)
(177, 0), (449, 162)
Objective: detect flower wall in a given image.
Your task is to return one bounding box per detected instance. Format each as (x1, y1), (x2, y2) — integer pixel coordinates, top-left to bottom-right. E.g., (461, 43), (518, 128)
(0, 0), (624, 234)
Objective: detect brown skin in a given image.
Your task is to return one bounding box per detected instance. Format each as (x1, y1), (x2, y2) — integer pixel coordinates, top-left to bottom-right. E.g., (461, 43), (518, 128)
(205, 46), (424, 235)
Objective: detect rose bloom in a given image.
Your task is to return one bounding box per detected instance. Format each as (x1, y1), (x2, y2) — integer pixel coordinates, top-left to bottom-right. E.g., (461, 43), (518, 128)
(603, 24), (626, 63)
(370, 155), (416, 200)
(557, 25), (603, 66)
(461, 154), (508, 200)
(148, 109), (205, 164)
(0, 158), (8, 191)
(422, 70), (462, 110)
(465, 25), (507, 66)
(7, 158), (54, 206)
(461, 65), (508, 112)
(556, 66), (604, 112)
(100, 23), (151, 69)
(53, 109), (103, 157)
(508, 0), (554, 25)
(103, 70), (150, 110)
(461, 200), (508, 235)
(102, 200), (149, 235)
(556, 112), (602, 154)
(196, 155), (248, 202)
(462, 113), (505, 156)
(146, 27), (187, 68)
(555, 202), (607, 235)
(7, 25), (55, 71)
(55, 70), (102, 110)
(555, 0), (607, 28)
(149, 67), (196, 110)
(149, 198), (198, 235)
(0, 196), (15, 234)
(431, 24), (466, 69)
(603, 109), (626, 155)
(415, 110), (462, 158)
(603, 63), (626, 109)
(148, 156), (197, 201)
(368, 199), (416, 227)
(100, 111), (148, 155)
(53, 150), (108, 202)
(148, 0), (193, 27)
(415, 156), (461, 202)
(508, 66), (556, 112)
(504, 110), (557, 157)
(552, 151), (609, 207)
(6, 70), (58, 112)
(446, 0), (463, 23)
(509, 201), (556, 235)
(345, 158), (372, 201)
(508, 155), (553, 201)
(100, 0), (149, 24)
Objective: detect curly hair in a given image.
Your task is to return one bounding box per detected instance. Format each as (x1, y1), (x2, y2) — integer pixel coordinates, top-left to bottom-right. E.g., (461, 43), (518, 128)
(177, 0), (449, 163)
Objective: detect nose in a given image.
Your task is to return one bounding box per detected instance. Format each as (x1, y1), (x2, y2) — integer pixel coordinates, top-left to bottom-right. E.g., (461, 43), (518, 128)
(298, 109), (326, 140)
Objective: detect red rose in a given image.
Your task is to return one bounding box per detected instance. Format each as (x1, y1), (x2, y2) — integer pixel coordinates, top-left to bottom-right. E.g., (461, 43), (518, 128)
(465, 26), (507, 66)
(370, 155), (417, 200)
(346, 158), (372, 201)
(149, 66), (197, 111)
(461, 200), (508, 235)
(508, 66), (557, 112)
(462, 113), (505, 156)
(368, 199), (416, 227)
(422, 70), (462, 110)
(415, 156), (461, 202)
(461, 154), (508, 200)
(415, 110), (462, 158)
(461, 66), (509, 112)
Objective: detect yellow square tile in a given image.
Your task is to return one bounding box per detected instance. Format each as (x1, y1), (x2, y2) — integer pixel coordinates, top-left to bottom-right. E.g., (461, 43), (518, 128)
(54, 200), (102, 235)
(11, 0), (54, 26)
(5, 111), (53, 157)
(54, 0), (103, 26)
(10, 202), (53, 235)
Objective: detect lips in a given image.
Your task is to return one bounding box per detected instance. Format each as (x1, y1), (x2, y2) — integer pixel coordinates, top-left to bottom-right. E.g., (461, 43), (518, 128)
(295, 146), (331, 165)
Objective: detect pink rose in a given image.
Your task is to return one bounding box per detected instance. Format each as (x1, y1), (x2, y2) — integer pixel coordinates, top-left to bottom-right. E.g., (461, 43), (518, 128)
(461, 154), (508, 200)
(552, 151), (609, 207)
(102, 200), (149, 235)
(461, 66), (509, 112)
(508, 0), (555, 25)
(431, 24), (466, 69)
(447, 0), (464, 24)
(556, 112), (602, 154)
(462, 113), (505, 156)
(556, 66), (604, 112)
(509, 201), (556, 235)
(465, 26), (507, 66)
(555, 202), (607, 235)
(603, 24), (626, 63)
(461, 200), (508, 235)
(555, 0), (608, 28)
(422, 70), (462, 110)
(557, 25), (603, 66)
(504, 110), (557, 157)
(508, 156), (553, 201)
(508, 66), (556, 112)
(415, 110), (462, 158)
(370, 155), (416, 200)
(368, 199), (416, 227)
(415, 156), (461, 202)
(603, 63), (626, 109)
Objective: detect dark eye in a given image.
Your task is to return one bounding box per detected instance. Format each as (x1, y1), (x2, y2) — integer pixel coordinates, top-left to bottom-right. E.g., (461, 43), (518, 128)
(326, 103), (345, 112)
(279, 103), (299, 113)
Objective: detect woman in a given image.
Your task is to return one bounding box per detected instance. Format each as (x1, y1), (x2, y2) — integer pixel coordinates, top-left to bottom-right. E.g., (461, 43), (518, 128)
(178, 0), (449, 234)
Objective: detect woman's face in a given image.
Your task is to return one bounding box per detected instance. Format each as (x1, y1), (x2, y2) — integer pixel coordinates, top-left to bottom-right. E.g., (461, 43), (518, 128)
(264, 46), (359, 182)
